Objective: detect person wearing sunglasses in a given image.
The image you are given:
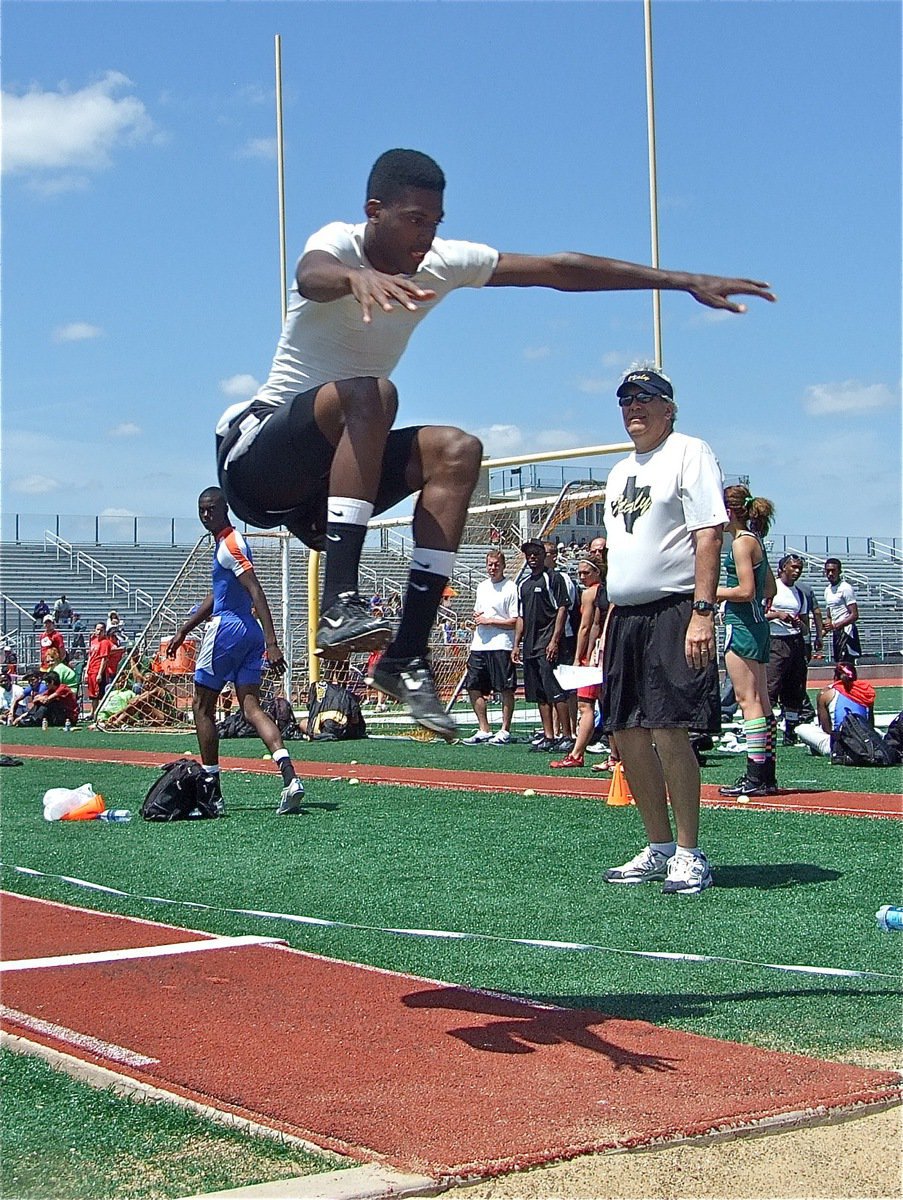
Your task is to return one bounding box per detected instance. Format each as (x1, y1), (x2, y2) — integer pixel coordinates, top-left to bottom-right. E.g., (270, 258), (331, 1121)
(601, 367), (726, 895)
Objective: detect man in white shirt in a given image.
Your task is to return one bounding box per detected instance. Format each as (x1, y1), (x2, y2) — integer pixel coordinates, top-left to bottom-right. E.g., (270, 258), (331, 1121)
(601, 368), (726, 896)
(823, 558), (862, 663)
(462, 551), (519, 745)
(0, 672), (25, 725)
(216, 149), (773, 738)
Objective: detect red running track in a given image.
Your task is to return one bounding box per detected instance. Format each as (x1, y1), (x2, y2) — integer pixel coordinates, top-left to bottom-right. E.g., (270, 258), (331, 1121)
(2, 893), (899, 1180)
(6, 743), (902, 819)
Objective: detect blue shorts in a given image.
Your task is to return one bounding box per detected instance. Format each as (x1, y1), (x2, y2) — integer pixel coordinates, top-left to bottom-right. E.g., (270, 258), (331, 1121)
(194, 615), (264, 692)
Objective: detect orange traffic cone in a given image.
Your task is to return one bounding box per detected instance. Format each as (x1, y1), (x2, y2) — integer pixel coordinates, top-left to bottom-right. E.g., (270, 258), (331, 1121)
(61, 793), (106, 821)
(606, 761), (633, 806)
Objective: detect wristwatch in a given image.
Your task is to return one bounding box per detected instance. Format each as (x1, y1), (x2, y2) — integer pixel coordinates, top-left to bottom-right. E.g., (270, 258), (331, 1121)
(691, 600), (716, 616)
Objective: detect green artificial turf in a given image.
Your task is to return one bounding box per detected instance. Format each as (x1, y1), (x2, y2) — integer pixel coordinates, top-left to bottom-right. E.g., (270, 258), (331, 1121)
(0, 1049), (343, 1200)
(2, 749), (900, 1060)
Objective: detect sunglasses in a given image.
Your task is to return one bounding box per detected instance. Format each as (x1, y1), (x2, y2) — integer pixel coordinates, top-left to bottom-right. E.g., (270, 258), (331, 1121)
(617, 391), (663, 407)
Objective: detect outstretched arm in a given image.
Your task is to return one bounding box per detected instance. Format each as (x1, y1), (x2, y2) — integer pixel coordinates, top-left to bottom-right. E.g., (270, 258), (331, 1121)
(486, 252), (775, 313)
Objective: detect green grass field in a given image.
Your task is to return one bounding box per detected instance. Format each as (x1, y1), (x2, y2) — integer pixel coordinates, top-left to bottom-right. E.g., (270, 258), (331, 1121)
(2, 720), (900, 1199)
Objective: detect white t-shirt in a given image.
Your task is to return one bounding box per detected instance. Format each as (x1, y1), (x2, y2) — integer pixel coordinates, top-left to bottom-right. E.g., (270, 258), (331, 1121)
(217, 222), (499, 436)
(0, 683), (24, 715)
(604, 432), (726, 606)
(769, 578), (804, 638)
(470, 577), (519, 651)
(824, 579), (857, 625)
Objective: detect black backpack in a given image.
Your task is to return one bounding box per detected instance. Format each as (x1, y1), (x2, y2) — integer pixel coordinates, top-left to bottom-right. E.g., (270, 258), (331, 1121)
(307, 682), (366, 741)
(141, 759), (221, 821)
(831, 713), (894, 767)
(217, 696), (303, 740)
(881, 712), (903, 766)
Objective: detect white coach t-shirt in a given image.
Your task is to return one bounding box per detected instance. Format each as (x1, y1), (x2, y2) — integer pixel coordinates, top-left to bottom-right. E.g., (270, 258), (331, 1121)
(604, 432), (727, 606)
(470, 577), (519, 651)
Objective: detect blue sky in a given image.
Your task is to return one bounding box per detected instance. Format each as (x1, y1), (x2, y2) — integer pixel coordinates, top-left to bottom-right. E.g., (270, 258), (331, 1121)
(3, 0), (901, 539)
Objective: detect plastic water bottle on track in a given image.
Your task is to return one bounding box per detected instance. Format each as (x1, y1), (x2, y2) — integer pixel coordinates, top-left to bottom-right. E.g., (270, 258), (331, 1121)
(875, 905), (903, 932)
(97, 809), (132, 824)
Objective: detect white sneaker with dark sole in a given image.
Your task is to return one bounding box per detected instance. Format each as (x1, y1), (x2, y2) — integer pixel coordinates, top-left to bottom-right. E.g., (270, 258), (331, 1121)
(661, 852), (713, 895)
(488, 730), (511, 745)
(277, 777), (306, 815)
(463, 730), (493, 745)
(603, 846), (670, 885)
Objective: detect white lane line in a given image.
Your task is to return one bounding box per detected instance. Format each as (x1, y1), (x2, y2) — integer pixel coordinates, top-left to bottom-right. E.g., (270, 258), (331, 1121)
(0, 934), (287, 973)
(1, 1005), (159, 1067)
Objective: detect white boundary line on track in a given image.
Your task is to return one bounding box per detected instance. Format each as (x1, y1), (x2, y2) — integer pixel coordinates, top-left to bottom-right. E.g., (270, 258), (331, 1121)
(1, 934), (288, 973)
(1, 1005), (159, 1067)
(3, 866), (899, 983)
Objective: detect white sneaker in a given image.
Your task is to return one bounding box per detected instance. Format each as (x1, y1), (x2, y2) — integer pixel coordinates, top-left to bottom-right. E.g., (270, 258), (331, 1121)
(463, 730), (493, 745)
(603, 846), (670, 885)
(661, 852), (714, 895)
(488, 730), (511, 745)
(277, 777), (305, 816)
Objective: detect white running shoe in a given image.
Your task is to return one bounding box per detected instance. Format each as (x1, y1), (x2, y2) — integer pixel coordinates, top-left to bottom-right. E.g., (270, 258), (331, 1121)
(488, 730), (511, 745)
(277, 777), (305, 816)
(603, 846), (670, 885)
(463, 730), (493, 745)
(661, 852), (714, 895)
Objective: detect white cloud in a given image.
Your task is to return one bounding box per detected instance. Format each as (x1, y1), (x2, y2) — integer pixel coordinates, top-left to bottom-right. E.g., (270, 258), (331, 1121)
(2, 71), (158, 178)
(575, 376), (614, 395)
(10, 474), (60, 495)
(100, 507), (140, 517)
(474, 423), (524, 457)
(53, 322), (103, 343)
(219, 373), (260, 398)
(523, 345), (551, 361)
(535, 428), (578, 452)
(803, 381), (895, 416)
(237, 137), (277, 161)
(108, 422), (142, 439)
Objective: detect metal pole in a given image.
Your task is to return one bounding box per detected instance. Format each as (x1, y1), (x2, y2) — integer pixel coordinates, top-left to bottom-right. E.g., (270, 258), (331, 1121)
(274, 35), (288, 324)
(643, 0), (663, 368)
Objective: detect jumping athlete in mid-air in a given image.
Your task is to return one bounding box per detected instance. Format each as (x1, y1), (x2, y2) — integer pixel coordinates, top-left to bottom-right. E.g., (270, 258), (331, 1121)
(167, 487), (306, 816)
(216, 149), (775, 738)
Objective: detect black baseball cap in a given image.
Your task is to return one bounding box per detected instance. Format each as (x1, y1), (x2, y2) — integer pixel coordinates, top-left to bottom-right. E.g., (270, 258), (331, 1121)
(521, 540), (546, 556)
(617, 369), (674, 400)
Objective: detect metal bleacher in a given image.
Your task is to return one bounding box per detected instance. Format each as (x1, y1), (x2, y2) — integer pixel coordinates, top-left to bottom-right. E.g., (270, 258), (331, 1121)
(3, 528), (902, 670)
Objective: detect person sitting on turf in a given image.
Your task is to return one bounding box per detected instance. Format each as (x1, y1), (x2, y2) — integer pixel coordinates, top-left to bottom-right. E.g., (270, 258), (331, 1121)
(0, 672), (25, 725)
(165, 487), (305, 816)
(214, 147), (774, 741)
(28, 671), (80, 728)
(795, 662), (876, 757)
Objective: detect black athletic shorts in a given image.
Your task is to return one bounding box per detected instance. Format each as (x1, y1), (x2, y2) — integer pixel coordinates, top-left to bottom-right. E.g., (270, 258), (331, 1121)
(217, 388), (422, 550)
(523, 654), (568, 705)
(602, 593), (720, 734)
(464, 649), (517, 696)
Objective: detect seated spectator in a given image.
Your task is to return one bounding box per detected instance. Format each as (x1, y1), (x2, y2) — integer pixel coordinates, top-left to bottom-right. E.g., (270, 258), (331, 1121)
(31, 598), (50, 623)
(37, 615), (66, 668)
(0, 671), (25, 725)
(103, 672), (177, 728)
(24, 671), (79, 728)
(41, 646), (77, 689)
(796, 663), (876, 757)
(3, 647), (19, 677)
(53, 594), (74, 626)
(71, 612), (85, 632)
(10, 670), (47, 725)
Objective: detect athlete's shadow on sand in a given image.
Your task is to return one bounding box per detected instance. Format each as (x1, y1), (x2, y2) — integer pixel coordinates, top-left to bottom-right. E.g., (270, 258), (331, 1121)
(713, 863), (840, 889)
(402, 986), (678, 1071)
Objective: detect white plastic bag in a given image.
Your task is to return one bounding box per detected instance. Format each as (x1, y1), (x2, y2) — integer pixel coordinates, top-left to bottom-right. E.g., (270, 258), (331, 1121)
(43, 784), (98, 822)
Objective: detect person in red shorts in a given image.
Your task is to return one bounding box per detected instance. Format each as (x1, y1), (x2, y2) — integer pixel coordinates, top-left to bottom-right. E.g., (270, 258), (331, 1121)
(86, 621), (113, 724)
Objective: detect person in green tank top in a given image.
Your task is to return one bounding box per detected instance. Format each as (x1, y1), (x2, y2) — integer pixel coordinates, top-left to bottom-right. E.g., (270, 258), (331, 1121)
(716, 484), (778, 797)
